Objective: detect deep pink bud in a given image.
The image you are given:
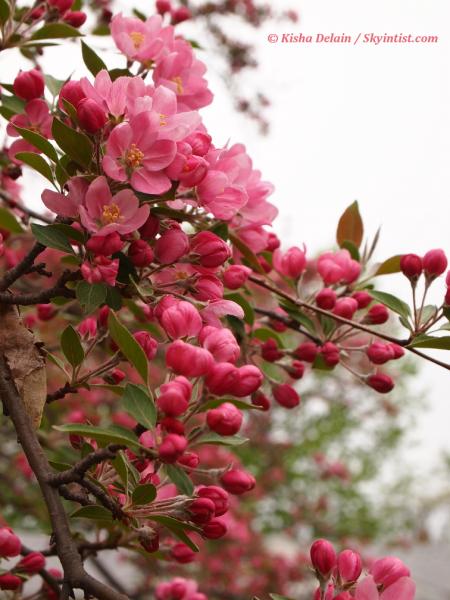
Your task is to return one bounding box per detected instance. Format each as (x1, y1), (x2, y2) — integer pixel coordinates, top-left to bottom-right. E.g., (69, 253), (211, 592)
(261, 338), (283, 362)
(365, 303), (389, 325)
(77, 98), (108, 133)
(134, 331), (158, 360)
(286, 359), (305, 380)
(16, 552), (46, 574)
(333, 297), (358, 319)
(367, 342), (395, 365)
(155, 228), (189, 264)
(86, 232), (123, 256)
(445, 287), (450, 305)
(139, 214), (160, 240)
(199, 326), (240, 363)
(205, 363), (239, 396)
(252, 392), (271, 410)
(157, 386), (189, 417)
(13, 69), (44, 101)
(295, 342), (319, 363)
(310, 539), (337, 578)
(184, 131), (212, 156)
(78, 317), (97, 340)
(423, 248), (448, 278)
(400, 254), (423, 280)
(177, 451), (199, 469)
(128, 239), (154, 267)
(0, 528), (21, 558)
(337, 549), (362, 583)
(390, 343), (405, 359)
(171, 6), (191, 24)
(316, 288), (337, 310)
(206, 402), (243, 436)
(202, 519), (227, 539)
(160, 417), (185, 436)
(0, 574), (22, 590)
(59, 80), (86, 110)
(110, 368), (126, 384)
(156, 0), (171, 15)
(189, 497), (215, 524)
(220, 469), (256, 495)
(273, 384), (300, 409)
(171, 543), (196, 563)
(166, 340), (214, 377)
(63, 10), (87, 27)
(197, 485), (229, 516)
(321, 342), (340, 367)
(352, 290), (372, 309)
(223, 265), (251, 289)
(161, 301), (202, 339)
(367, 372), (395, 393)
(37, 303), (55, 321)
(193, 275), (224, 301)
(158, 434), (187, 463)
(190, 231), (231, 268)
(266, 232), (281, 251)
(273, 246), (307, 279)
(370, 556), (410, 588)
(234, 365), (263, 397)
(48, 0), (73, 11)
(138, 527), (160, 553)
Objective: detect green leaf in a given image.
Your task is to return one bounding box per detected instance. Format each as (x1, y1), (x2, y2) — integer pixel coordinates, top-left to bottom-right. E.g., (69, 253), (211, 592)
(147, 515), (200, 552)
(0, 0), (10, 25)
(14, 126), (58, 162)
(165, 464), (194, 496)
(375, 255), (402, 276)
(132, 483), (157, 506)
(112, 451), (129, 490)
(54, 424), (140, 449)
(61, 325), (85, 368)
(336, 201), (364, 249)
(370, 290), (411, 320)
(45, 74), (66, 97)
(341, 240), (360, 261)
(76, 281), (107, 313)
(209, 222), (229, 241)
(108, 312), (148, 383)
(192, 433), (249, 447)
(52, 223), (86, 244)
(269, 594), (295, 600)
(52, 118), (93, 168)
(15, 152), (54, 183)
(122, 384), (156, 430)
(70, 505), (113, 521)
(252, 328), (284, 347)
(419, 305), (438, 327)
(0, 92), (25, 115)
(81, 41), (107, 76)
(31, 23), (84, 40)
(31, 223), (75, 254)
(105, 285), (123, 310)
(409, 336), (450, 350)
(224, 293), (254, 325)
(229, 233), (265, 274)
(0, 206), (23, 233)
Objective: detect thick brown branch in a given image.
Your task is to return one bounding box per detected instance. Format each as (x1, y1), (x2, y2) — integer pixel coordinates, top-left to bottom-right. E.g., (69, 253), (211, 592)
(0, 270), (78, 305)
(49, 445), (124, 486)
(0, 242), (46, 292)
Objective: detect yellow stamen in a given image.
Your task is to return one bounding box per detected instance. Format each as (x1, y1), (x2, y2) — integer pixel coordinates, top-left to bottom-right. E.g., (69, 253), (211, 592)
(129, 31), (145, 49)
(172, 76), (184, 95)
(125, 143), (144, 169)
(102, 203), (122, 225)
(160, 113), (167, 127)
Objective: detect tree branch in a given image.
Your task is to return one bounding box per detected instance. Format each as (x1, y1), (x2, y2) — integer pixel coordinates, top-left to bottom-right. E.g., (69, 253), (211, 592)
(0, 242), (46, 292)
(254, 306), (322, 344)
(0, 270), (78, 305)
(48, 445), (124, 486)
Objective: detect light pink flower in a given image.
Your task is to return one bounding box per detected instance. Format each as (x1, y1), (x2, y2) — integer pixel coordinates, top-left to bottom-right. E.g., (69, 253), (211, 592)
(355, 575), (415, 600)
(317, 249), (361, 285)
(201, 299), (244, 327)
(78, 176), (149, 235)
(41, 177), (88, 218)
(80, 70), (142, 119)
(111, 13), (172, 63)
(102, 112), (176, 194)
(7, 99), (53, 162)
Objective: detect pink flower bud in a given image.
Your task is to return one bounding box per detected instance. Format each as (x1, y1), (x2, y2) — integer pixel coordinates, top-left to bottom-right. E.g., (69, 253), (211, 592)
(223, 265), (251, 289)
(321, 342), (340, 367)
(158, 434), (187, 463)
(197, 485), (229, 516)
(128, 239), (154, 267)
(171, 543), (196, 563)
(37, 303), (56, 321)
(134, 331), (158, 360)
(16, 552), (46, 574)
(199, 326), (240, 363)
(78, 317), (97, 340)
(48, 0), (73, 11)
(86, 232), (123, 256)
(0, 573), (22, 590)
(13, 69), (44, 101)
(273, 246), (307, 279)
(365, 303), (389, 325)
(58, 80), (86, 110)
(138, 526), (160, 553)
(367, 342), (395, 365)
(139, 214), (160, 240)
(266, 232), (281, 251)
(157, 387), (189, 418)
(184, 131), (212, 156)
(166, 340), (214, 377)
(98, 306), (110, 328)
(205, 362), (239, 396)
(352, 290), (372, 309)
(273, 383), (300, 408)
(154, 295), (178, 321)
(234, 365), (263, 397)
(445, 287), (450, 305)
(390, 343), (405, 359)
(110, 368), (126, 384)
(220, 469), (256, 495)
(370, 556), (410, 588)
(156, 0), (171, 15)
(310, 539), (337, 578)
(337, 549), (362, 583)
(193, 275), (224, 301)
(190, 231), (231, 268)
(423, 248), (448, 278)
(77, 98), (108, 133)
(333, 297), (358, 319)
(400, 254), (423, 280)
(161, 301), (202, 339)
(171, 6), (191, 24)
(286, 360), (305, 380)
(139, 431), (155, 449)
(202, 518), (227, 539)
(316, 288), (337, 310)
(189, 497), (216, 524)
(177, 451), (199, 469)
(367, 372), (394, 394)
(0, 528), (21, 558)
(261, 338), (283, 362)
(155, 228), (189, 264)
(160, 417), (185, 436)
(63, 10), (87, 27)
(206, 402), (243, 436)
(295, 342), (319, 363)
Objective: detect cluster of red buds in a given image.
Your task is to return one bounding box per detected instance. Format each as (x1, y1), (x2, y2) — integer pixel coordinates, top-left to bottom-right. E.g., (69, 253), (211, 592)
(0, 526), (47, 592)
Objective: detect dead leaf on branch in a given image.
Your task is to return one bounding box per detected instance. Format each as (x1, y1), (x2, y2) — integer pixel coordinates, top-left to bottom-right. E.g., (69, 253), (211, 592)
(0, 303), (47, 428)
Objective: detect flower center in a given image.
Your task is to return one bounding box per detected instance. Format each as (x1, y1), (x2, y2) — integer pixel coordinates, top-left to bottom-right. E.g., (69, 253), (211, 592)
(130, 31), (145, 49)
(171, 76), (184, 95)
(159, 113), (167, 126)
(125, 143), (144, 169)
(102, 203), (122, 224)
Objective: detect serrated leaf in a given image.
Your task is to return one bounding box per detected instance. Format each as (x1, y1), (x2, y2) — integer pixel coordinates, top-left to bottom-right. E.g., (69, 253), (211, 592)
(0, 206), (23, 233)
(76, 281), (107, 313)
(370, 290), (411, 320)
(15, 152), (54, 183)
(165, 464), (194, 496)
(52, 118), (93, 168)
(61, 325), (84, 368)
(81, 41), (107, 76)
(132, 483), (157, 505)
(192, 433), (249, 447)
(14, 126), (58, 162)
(31, 23), (83, 40)
(337, 201), (364, 249)
(122, 384), (156, 430)
(31, 223), (74, 254)
(54, 423), (139, 449)
(375, 255), (402, 276)
(108, 312), (148, 383)
(71, 505), (113, 521)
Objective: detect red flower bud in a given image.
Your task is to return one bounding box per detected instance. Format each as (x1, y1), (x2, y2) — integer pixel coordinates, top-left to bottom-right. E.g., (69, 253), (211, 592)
(13, 69), (44, 101)
(252, 391), (271, 411)
(190, 231), (231, 268)
(171, 6), (191, 24)
(220, 469), (255, 495)
(352, 290), (372, 309)
(367, 342), (395, 365)
(156, 0), (171, 15)
(171, 543), (196, 563)
(166, 340), (214, 377)
(184, 131), (212, 156)
(337, 549), (362, 583)
(365, 303), (389, 325)
(134, 331), (158, 360)
(138, 526), (160, 553)
(37, 303), (56, 321)
(400, 254), (423, 280)
(333, 297), (358, 319)
(63, 10), (87, 27)
(223, 265), (251, 289)
(48, 0), (73, 12)
(59, 80), (86, 110)
(86, 232), (123, 256)
(310, 539), (337, 578)
(0, 528), (21, 558)
(158, 434), (187, 463)
(273, 384), (300, 409)
(139, 214), (160, 240)
(202, 519), (227, 539)
(285, 359), (305, 380)
(370, 556), (410, 588)
(0, 573), (22, 590)
(321, 342), (340, 367)
(316, 288), (337, 310)
(423, 248), (448, 278)
(155, 228), (189, 264)
(128, 239), (154, 267)
(16, 551), (46, 574)
(110, 368), (126, 384)
(367, 372), (394, 394)
(295, 341), (319, 363)
(266, 232), (280, 251)
(77, 98), (108, 133)
(177, 451), (199, 469)
(206, 402), (243, 436)
(261, 338), (283, 362)
(189, 497), (216, 524)
(197, 485), (229, 516)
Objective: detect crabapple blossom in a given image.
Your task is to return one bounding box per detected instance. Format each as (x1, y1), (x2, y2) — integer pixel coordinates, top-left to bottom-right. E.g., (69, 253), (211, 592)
(13, 69), (44, 100)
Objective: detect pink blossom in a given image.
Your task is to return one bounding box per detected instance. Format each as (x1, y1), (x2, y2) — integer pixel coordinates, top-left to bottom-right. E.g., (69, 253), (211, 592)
(111, 13), (172, 63)
(79, 176), (149, 235)
(103, 112), (176, 194)
(81, 257), (119, 287)
(41, 177), (88, 218)
(201, 299), (245, 327)
(199, 326), (240, 363)
(7, 99), (52, 161)
(273, 246), (307, 279)
(354, 575), (415, 600)
(80, 70), (137, 119)
(160, 301), (203, 339)
(317, 249), (361, 285)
